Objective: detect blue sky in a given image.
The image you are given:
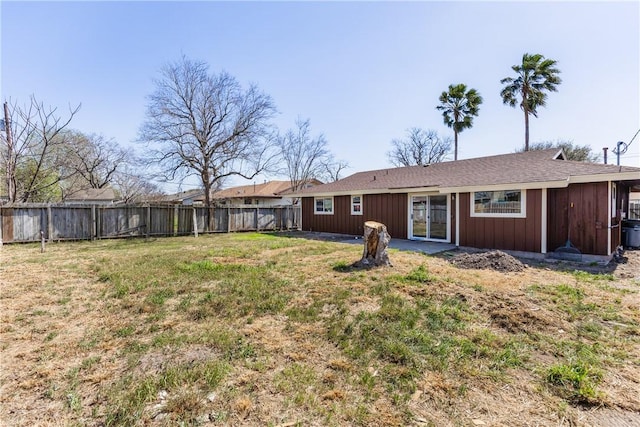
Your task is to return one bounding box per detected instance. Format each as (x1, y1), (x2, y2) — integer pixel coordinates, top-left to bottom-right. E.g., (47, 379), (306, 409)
(2, 1), (639, 192)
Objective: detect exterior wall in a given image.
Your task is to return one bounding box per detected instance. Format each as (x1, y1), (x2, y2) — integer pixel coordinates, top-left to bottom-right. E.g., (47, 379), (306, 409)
(302, 194), (408, 238)
(458, 189), (542, 253)
(547, 183), (609, 256)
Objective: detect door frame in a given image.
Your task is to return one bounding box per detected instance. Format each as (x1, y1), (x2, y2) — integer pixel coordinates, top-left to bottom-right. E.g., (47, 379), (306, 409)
(408, 193), (451, 242)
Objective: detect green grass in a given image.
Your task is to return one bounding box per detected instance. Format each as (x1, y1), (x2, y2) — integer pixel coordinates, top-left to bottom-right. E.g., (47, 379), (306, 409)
(3, 232), (638, 426)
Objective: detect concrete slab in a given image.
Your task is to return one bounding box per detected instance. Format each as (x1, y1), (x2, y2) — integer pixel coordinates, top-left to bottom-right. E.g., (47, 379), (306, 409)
(333, 234), (457, 255)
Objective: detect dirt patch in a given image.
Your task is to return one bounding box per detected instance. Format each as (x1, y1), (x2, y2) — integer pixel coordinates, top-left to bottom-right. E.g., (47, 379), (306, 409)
(450, 250), (527, 272)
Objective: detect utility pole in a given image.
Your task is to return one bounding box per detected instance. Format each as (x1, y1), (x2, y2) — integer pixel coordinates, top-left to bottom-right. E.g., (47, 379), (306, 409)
(3, 102), (15, 203)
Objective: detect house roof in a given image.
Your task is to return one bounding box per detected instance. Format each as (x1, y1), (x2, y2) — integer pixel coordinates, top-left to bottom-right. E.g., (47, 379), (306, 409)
(293, 149), (640, 196)
(66, 187), (116, 201)
(212, 180), (295, 200)
(156, 189), (205, 203)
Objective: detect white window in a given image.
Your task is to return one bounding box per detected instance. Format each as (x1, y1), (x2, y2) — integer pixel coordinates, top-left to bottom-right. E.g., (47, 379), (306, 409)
(314, 197), (334, 214)
(471, 190), (526, 218)
(351, 195), (363, 215)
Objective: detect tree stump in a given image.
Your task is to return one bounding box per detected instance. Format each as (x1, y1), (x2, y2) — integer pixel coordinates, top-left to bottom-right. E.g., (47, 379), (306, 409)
(356, 221), (392, 267)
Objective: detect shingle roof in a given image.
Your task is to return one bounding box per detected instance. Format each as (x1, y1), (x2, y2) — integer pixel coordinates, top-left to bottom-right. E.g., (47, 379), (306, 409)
(157, 189), (205, 203)
(212, 180), (295, 200)
(293, 149), (640, 196)
(66, 187), (116, 201)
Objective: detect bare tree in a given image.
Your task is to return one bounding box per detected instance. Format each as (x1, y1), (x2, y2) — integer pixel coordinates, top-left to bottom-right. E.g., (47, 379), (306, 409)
(276, 118), (348, 192)
(64, 132), (131, 191)
(111, 166), (164, 203)
(387, 128), (451, 167)
(321, 159), (349, 183)
(517, 139), (600, 162)
(139, 56), (277, 220)
(1, 96), (81, 202)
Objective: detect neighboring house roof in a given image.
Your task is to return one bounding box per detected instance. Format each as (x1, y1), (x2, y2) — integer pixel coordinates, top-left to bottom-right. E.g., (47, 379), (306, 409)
(212, 179), (322, 200)
(65, 187), (117, 202)
(156, 189), (205, 204)
(293, 149), (640, 196)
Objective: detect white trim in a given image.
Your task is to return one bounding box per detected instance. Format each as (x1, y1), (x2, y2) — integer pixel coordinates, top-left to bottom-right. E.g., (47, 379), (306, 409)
(470, 189), (527, 218)
(607, 181), (612, 255)
(455, 192), (460, 247)
(314, 196), (334, 215)
(438, 180), (570, 194)
(350, 195), (363, 215)
(406, 195), (412, 239)
(541, 188), (547, 253)
(408, 193), (451, 243)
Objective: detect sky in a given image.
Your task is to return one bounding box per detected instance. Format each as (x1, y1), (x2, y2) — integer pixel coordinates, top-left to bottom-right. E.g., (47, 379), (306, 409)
(1, 0), (639, 193)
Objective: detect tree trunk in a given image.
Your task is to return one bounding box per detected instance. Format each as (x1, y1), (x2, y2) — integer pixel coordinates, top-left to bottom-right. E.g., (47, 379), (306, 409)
(356, 221), (392, 267)
(454, 130), (459, 161)
(524, 109), (530, 151)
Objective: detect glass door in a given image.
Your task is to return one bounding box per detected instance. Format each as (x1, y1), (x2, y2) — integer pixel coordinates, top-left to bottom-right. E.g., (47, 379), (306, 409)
(428, 195), (448, 240)
(411, 196), (427, 238)
(411, 195), (448, 241)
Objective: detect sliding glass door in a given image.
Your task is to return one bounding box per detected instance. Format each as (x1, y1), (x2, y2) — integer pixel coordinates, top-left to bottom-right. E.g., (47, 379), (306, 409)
(411, 195), (449, 241)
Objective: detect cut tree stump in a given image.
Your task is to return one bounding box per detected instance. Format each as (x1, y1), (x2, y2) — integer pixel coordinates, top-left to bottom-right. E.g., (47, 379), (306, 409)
(356, 221), (392, 267)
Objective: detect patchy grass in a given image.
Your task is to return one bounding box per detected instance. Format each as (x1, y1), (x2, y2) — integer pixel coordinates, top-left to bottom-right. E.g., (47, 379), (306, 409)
(1, 233), (639, 427)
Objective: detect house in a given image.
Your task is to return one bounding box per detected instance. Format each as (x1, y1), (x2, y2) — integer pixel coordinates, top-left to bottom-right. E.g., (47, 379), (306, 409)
(293, 149), (640, 258)
(64, 187), (117, 205)
(156, 189), (206, 206)
(211, 180), (322, 207)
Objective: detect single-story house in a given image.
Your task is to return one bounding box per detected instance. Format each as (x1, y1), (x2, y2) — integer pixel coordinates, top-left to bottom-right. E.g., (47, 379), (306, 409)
(212, 179), (322, 207)
(156, 189), (206, 206)
(292, 149), (640, 258)
(64, 187), (117, 205)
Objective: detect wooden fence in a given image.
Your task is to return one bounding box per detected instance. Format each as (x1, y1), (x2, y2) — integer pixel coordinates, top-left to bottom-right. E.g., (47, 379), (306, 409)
(630, 200), (640, 220)
(0, 204), (301, 244)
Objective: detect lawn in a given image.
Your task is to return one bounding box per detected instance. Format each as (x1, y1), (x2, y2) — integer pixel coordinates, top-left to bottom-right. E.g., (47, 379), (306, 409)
(1, 232), (639, 426)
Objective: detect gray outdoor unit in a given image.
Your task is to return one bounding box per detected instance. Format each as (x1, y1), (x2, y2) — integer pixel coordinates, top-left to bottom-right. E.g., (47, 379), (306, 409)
(622, 220), (640, 248)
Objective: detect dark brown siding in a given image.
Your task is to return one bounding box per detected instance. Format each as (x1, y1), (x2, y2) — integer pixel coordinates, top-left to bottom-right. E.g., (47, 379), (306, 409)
(548, 183), (609, 256)
(302, 194), (408, 238)
(458, 189), (542, 252)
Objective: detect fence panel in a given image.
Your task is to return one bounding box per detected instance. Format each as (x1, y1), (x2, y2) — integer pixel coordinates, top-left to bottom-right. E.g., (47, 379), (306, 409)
(50, 206), (92, 241)
(176, 206), (194, 235)
(630, 200), (640, 220)
(0, 204), (300, 243)
(149, 206), (174, 236)
(100, 205), (146, 238)
(4, 207), (47, 242)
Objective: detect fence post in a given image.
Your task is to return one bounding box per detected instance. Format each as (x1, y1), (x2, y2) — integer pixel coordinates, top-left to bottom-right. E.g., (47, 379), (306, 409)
(146, 205), (151, 239)
(47, 205), (53, 242)
(96, 206), (101, 240)
(0, 207), (3, 247)
(91, 205), (97, 241)
(41, 230), (45, 253)
(227, 206), (231, 232)
(256, 207), (259, 232)
(192, 207), (198, 238)
(173, 205), (178, 236)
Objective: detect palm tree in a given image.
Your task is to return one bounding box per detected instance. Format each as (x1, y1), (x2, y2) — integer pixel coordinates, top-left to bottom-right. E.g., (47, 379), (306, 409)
(436, 83), (482, 161)
(500, 53), (562, 151)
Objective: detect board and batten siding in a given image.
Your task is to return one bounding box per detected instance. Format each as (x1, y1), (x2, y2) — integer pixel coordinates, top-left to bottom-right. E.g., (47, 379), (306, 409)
(458, 190), (543, 253)
(547, 183), (609, 256)
(302, 194), (408, 238)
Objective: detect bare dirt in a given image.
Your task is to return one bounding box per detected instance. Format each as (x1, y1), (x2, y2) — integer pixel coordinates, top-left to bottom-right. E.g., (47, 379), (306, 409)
(450, 250), (527, 272)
